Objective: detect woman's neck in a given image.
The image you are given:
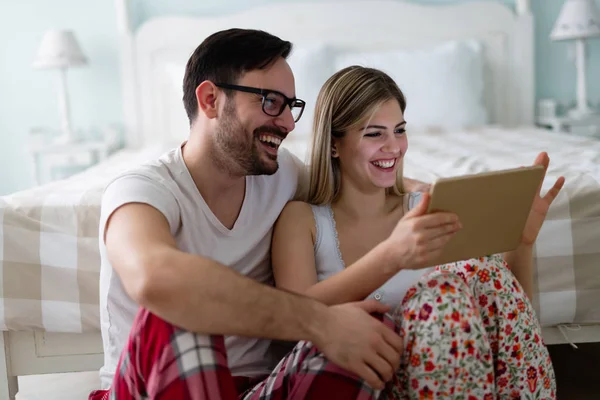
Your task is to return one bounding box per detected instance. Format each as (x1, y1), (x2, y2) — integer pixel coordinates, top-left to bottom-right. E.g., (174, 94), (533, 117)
(333, 182), (390, 219)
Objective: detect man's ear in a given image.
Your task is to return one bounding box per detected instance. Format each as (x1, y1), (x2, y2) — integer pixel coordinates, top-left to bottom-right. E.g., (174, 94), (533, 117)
(196, 81), (220, 119)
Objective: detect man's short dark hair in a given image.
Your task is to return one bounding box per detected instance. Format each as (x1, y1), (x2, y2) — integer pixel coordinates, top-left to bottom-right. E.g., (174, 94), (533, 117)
(182, 28), (293, 124)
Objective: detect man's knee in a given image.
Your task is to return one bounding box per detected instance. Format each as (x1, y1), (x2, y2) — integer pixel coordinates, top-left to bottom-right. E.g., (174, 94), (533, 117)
(128, 308), (228, 374)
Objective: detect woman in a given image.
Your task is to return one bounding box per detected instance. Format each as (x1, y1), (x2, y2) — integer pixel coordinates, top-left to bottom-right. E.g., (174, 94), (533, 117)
(271, 66), (563, 398)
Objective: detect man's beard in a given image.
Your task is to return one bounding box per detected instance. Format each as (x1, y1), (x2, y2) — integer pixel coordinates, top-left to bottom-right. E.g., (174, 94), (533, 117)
(212, 100), (284, 176)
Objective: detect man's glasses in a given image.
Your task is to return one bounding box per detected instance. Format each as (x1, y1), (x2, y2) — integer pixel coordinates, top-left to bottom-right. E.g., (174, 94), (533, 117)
(215, 83), (306, 123)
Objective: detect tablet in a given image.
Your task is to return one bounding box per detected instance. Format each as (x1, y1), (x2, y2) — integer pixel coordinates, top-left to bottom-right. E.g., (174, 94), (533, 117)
(426, 165), (545, 266)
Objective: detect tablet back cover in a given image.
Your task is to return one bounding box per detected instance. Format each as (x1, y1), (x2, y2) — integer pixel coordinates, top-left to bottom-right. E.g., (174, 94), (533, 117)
(426, 165), (544, 266)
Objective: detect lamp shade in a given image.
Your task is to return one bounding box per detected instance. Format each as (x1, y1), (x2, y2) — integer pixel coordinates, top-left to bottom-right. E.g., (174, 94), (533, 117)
(32, 30), (88, 69)
(551, 0), (600, 41)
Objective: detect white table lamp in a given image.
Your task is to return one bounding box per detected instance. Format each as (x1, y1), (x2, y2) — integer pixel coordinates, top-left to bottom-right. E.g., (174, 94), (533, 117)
(33, 30), (88, 143)
(551, 0), (600, 119)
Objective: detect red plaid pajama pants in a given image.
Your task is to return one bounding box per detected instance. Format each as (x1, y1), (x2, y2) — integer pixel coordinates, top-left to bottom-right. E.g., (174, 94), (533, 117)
(89, 308), (396, 400)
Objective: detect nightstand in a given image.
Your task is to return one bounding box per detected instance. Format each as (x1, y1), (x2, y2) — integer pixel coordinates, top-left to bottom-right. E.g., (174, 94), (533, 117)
(536, 114), (600, 138)
(28, 130), (122, 185)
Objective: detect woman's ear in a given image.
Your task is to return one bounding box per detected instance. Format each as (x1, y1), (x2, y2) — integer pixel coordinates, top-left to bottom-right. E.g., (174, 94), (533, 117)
(331, 143), (339, 158)
(331, 138), (340, 158)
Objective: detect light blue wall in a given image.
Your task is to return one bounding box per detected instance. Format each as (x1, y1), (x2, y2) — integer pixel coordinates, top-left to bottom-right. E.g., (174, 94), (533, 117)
(129, 0), (515, 26)
(533, 0), (600, 111)
(0, 0), (122, 195)
(0, 0), (598, 195)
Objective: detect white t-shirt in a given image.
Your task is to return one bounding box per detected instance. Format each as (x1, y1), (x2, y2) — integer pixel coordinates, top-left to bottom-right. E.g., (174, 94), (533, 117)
(98, 144), (303, 389)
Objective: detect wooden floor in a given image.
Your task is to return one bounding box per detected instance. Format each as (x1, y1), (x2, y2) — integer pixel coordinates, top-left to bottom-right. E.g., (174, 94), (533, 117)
(16, 371), (98, 400)
(13, 343), (599, 399)
(548, 343), (600, 399)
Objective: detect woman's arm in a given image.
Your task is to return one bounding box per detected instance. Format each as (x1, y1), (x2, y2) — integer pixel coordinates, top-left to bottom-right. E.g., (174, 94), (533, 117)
(503, 245), (534, 300)
(273, 196), (459, 305)
(502, 153), (565, 302)
(272, 202), (401, 305)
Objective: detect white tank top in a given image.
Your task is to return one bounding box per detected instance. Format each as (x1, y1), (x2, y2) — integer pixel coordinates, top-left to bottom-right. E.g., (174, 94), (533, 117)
(311, 192), (433, 307)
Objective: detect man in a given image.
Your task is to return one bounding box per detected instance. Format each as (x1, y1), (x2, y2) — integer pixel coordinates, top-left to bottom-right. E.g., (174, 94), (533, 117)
(91, 28), (428, 400)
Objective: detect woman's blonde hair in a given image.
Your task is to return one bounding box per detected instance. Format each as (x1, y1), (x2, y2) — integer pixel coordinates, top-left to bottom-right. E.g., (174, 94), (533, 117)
(307, 66), (407, 205)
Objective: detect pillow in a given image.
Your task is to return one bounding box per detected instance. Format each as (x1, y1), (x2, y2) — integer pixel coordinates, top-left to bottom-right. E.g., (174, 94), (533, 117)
(285, 42), (336, 141)
(333, 40), (488, 129)
(163, 61), (190, 140)
(164, 62), (186, 96)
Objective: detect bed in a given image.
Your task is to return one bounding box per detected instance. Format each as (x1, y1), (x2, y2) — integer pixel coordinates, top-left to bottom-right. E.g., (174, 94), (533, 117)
(2, 0), (599, 398)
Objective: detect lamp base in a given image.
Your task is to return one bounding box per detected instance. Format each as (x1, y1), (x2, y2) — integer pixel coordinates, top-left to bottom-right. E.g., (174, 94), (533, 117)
(54, 132), (78, 145)
(567, 106), (598, 121)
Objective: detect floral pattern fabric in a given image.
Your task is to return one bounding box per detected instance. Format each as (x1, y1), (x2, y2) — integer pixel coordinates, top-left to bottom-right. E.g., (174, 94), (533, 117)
(384, 254), (556, 400)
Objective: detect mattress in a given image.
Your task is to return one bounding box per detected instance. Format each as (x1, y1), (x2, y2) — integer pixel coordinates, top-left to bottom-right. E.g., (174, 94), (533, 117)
(0, 143), (178, 333)
(1, 126), (600, 333)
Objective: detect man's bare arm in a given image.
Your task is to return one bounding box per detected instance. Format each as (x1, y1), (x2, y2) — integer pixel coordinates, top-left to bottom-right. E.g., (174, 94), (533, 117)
(106, 202), (409, 389)
(105, 203), (329, 342)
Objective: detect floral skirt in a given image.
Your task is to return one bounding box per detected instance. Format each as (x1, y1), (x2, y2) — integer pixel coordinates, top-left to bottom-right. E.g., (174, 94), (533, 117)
(384, 254), (556, 400)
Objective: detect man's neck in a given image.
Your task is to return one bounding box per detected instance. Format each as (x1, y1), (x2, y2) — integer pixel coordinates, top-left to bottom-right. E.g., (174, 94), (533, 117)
(182, 133), (246, 205)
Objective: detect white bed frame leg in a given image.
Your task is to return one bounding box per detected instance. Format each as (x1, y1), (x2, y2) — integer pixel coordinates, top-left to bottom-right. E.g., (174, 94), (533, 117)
(0, 378), (17, 400)
(0, 332), (17, 400)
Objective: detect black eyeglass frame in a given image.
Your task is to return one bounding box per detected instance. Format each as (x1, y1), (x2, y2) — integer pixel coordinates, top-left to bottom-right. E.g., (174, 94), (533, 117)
(215, 83), (306, 122)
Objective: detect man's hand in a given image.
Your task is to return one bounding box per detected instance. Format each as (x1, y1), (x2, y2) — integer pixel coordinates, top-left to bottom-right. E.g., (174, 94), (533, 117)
(385, 192), (460, 270)
(403, 176), (431, 193)
(313, 300), (403, 390)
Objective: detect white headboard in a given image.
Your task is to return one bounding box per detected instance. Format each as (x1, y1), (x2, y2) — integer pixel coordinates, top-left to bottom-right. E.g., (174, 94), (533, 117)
(115, 0), (534, 148)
